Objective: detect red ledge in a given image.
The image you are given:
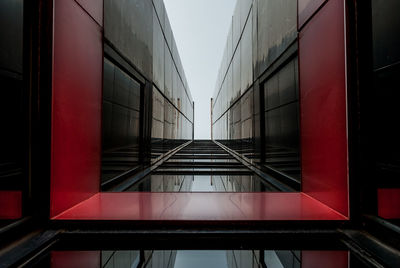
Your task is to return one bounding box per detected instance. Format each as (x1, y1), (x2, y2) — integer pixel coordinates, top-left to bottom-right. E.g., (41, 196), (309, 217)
(52, 192), (347, 221)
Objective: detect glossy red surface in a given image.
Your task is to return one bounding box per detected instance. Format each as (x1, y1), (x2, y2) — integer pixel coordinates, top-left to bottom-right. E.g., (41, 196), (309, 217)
(298, 0), (327, 29)
(51, 251), (100, 268)
(52, 192), (347, 221)
(378, 188), (400, 219)
(302, 251), (348, 268)
(0, 191), (22, 219)
(51, 0), (103, 217)
(299, 0), (349, 217)
(75, 0), (103, 26)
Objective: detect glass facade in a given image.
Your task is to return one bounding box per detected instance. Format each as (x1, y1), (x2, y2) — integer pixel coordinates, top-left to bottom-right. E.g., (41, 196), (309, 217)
(0, 1), (399, 267)
(0, 0), (25, 220)
(102, 0), (194, 185)
(371, 0), (400, 225)
(263, 57), (300, 180)
(212, 0), (300, 183)
(101, 59), (141, 183)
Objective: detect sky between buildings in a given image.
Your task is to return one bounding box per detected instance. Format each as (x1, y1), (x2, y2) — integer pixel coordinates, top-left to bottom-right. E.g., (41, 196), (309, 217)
(164, 0), (236, 139)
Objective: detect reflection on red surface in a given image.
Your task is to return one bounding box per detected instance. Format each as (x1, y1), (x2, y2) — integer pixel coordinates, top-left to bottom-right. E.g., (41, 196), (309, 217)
(302, 251), (348, 268)
(51, 251), (100, 268)
(378, 189), (400, 219)
(51, 0), (103, 217)
(298, 0), (327, 28)
(47, 0), (352, 223)
(0, 191), (22, 219)
(299, 0), (349, 217)
(52, 193), (347, 221)
(48, 250), (350, 267)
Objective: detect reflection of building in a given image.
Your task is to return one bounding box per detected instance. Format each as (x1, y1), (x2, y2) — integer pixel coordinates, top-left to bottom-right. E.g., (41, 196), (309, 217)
(0, 0), (194, 218)
(0, 0), (399, 267)
(212, 0), (400, 239)
(211, 0), (301, 185)
(101, 0), (194, 186)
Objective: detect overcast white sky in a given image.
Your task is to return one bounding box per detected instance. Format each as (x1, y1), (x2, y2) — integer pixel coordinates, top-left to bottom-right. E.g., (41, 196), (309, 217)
(164, 0), (236, 139)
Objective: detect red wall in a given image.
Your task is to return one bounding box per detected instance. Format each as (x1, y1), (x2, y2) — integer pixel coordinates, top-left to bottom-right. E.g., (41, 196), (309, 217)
(299, 0), (349, 217)
(50, 0), (103, 217)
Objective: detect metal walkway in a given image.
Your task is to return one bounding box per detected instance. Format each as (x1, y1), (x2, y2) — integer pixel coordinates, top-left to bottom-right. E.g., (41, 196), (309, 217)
(121, 140), (283, 193)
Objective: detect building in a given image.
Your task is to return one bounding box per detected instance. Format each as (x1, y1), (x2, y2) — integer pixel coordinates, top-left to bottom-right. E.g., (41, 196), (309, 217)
(0, 0), (399, 267)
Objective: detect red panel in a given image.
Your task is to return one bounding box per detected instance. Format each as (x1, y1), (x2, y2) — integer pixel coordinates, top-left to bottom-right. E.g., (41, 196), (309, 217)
(298, 0), (327, 29)
(0, 191), (22, 219)
(299, 0), (348, 217)
(52, 192), (347, 221)
(51, 251), (100, 268)
(75, 0), (103, 26)
(51, 0), (103, 217)
(302, 251), (348, 268)
(378, 189), (400, 219)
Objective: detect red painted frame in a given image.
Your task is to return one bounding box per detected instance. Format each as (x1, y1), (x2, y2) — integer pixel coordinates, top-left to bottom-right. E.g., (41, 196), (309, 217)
(49, 0), (350, 222)
(50, 0), (103, 217)
(53, 192), (346, 221)
(299, 0), (349, 217)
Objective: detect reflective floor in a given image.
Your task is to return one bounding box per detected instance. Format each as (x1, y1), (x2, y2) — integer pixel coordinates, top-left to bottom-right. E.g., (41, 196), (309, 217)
(55, 141), (344, 221)
(22, 143), (372, 267)
(127, 175), (276, 192)
(31, 248), (370, 268)
(101, 145), (140, 183)
(217, 140), (301, 186)
(124, 140), (281, 193)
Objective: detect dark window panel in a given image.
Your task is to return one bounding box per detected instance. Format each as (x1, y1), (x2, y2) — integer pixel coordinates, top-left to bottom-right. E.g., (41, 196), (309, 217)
(111, 105), (129, 148)
(102, 101), (113, 150)
(113, 67), (130, 107)
(280, 102), (300, 149)
(152, 87), (164, 140)
(266, 109), (281, 147)
(278, 59), (297, 105)
(372, 0), (400, 69)
(265, 75), (279, 110)
(0, 0), (24, 197)
(373, 65), (400, 178)
(128, 78), (141, 111)
(128, 110), (140, 144)
(0, 0), (23, 74)
(103, 58), (115, 102)
(101, 59), (142, 182)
